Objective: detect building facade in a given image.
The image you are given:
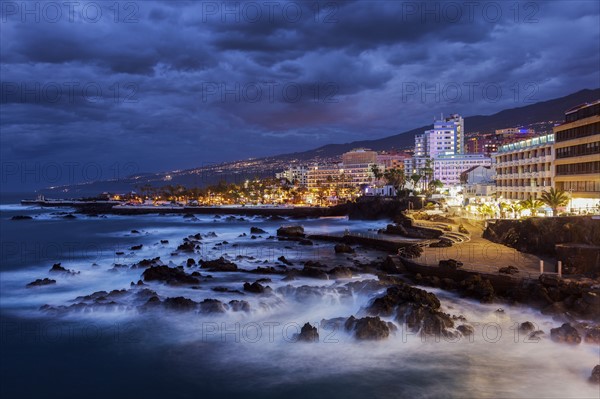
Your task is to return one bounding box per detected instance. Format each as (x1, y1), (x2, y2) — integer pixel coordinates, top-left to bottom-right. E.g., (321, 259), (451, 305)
(307, 163), (381, 189)
(342, 148), (377, 165)
(433, 154), (492, 185)
(415, 113), (465, 158)
(493, 134), (554, 201)
(465, 134), (501, 155)
(276, 166), (309, 187)
(406, 114), (488, 186)
(376, 152), (408, 170)
(553, 100), (600, 210)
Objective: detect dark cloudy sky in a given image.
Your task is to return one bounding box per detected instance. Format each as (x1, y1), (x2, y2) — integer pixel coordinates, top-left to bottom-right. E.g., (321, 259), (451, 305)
(1, 1), (599, 190)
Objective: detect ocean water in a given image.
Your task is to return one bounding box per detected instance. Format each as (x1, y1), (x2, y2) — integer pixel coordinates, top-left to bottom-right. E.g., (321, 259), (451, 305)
(1, 198), (598, 399)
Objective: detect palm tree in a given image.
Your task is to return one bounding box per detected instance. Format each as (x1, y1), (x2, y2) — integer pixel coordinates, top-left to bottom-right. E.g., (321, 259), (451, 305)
(383, 168), (406, 195)
(370, 165), (383, 181)
(477, 204), (495, 219)
(499, 202), (510, 219)
(427, 179), (444, 195)
(520, 198), (544, 216)
(421, 159), (434, 193)
(508, 202), (523, 219)
(316, 187), (328, 206)
(540, 188), (569, 216)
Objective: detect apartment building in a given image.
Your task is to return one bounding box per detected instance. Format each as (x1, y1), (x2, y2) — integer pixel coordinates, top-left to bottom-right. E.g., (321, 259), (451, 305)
(493, 134), (554, 200)
(553, 100), (600, 210)
(276, 166), (309, 187)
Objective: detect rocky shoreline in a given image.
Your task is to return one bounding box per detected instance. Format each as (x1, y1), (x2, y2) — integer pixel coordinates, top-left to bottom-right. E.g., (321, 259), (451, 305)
(17, 212), (600, 385)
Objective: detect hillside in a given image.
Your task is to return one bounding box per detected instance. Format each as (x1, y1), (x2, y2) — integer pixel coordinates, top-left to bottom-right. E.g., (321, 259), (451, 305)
(41, 88), (599, 196)
(271, 88), (600, 160)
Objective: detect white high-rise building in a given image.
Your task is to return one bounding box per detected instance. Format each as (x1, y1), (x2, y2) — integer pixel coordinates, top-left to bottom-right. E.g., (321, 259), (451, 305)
(407, 114), (490, 186)
(420, 114), (465, 158)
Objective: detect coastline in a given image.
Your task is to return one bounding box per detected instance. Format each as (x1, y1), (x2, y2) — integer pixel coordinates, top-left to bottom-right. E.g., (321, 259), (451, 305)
(3, 202), (600, 396)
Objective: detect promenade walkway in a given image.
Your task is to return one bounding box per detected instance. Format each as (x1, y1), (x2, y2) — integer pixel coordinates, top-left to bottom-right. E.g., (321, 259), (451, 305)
(410, 218), (557, 279)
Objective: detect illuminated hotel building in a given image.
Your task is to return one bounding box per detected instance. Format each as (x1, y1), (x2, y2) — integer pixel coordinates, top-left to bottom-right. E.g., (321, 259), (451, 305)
(553, 100), (600, 210)
(493, 134), (554, 200)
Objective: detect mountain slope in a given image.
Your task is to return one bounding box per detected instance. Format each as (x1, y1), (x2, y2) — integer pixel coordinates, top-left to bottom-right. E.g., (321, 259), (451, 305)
(271, 88), (600, 160)
(42, 88), (599, 195)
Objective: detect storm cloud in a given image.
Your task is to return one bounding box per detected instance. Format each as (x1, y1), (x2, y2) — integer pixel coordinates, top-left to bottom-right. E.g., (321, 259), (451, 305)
(1, 0), (599, 190)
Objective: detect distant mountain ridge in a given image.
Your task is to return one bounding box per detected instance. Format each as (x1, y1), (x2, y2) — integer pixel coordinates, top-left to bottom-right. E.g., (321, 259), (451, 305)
(270, 88), (600, 160)
(42, 88), (600, 195)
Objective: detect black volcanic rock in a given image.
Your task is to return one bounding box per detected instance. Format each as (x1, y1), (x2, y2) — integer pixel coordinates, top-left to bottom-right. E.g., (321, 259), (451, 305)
(459, 275), (495, 303)
(590, 365), (600, 384)
(199, 299), (227, 313)
(26, 278), (56, 288)
(457, 324), (475, 336)
(300, 267), (329, 280)
(483, 216), (600, 273)
(499, 265), (520, 275)
(334, 243), (354, 253)
(519, 321), (536, 334)
(49, 263), (79, 275)
(199, 257), (238, 272)
(11, 215), (32, 220)
(177, 241), (196, 252)
(328, 266), (353, 279)
(550, 323), (582, 344)
(228, 300), (250, 312)
(250, 227), (267, 234)
(277, 256), (293, 266)
(368, 284), (441, 316)
(345, 316), (393, 340)
(163, 296), (197, 312)
(131, 257), (162, 269)
(304, 260), (327, 268)
(243, 281), (271, 294)
(277, 225), (305, 237)
(142, 266), (200, 285)
(584, 326), (600, 344)
(439, 259), (463, 270)
(367, 284), (457, 338)
(297, 322), (319, 342)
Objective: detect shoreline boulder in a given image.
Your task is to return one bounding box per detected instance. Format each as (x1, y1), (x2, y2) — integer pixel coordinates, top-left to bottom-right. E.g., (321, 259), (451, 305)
(345, 316), (393, 340)
(334, 244), (354, 254)
(550, 323), (582, 344)
(277, 225), (305, 237)
(142, 265), (200, 285)
(297, 322), (319, 342)
(199, 257), (238, 272)
(589, 365), (600, 384)
(26, 278), (56, 288)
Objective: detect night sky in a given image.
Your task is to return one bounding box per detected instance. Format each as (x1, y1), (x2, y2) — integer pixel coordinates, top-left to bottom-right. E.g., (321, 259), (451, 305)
(1, 1), (599, 190)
